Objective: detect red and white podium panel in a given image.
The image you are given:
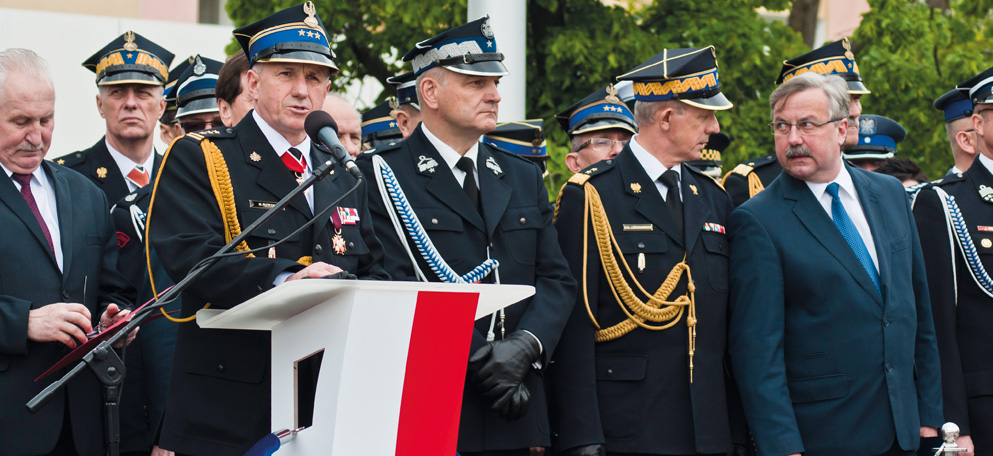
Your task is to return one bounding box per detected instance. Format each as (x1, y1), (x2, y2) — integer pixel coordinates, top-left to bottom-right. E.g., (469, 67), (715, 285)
(197, 280), (534, 456)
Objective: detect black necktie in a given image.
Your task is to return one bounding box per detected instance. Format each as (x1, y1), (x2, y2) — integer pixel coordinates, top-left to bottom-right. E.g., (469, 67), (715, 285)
(659, 169), (682, 238)
(456, 156), (480, 213)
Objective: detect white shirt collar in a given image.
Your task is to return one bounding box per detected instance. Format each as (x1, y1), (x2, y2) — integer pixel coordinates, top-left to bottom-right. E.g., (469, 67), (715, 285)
(105, 138), (155, 178)
(421, 123), (480, 171)
(253, 110), (312, 169)
(1, 162), (50, 188)
(806, 164), (857, 201)
(630, 133), (680, 181)
(978, 153), (993, 177)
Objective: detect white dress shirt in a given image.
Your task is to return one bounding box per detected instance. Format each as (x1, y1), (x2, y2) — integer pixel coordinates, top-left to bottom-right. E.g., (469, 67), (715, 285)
(2, 163), (63, 271)
(630, 133), (682, 201)
(422, 124), (480, 188)
(105, 139), (156, 192)
(253, 110), (314, 212)
(806, 166), (879, 272)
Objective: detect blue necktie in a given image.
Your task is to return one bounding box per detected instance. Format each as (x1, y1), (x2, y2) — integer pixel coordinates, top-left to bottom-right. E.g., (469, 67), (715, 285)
(826, 182), (880, 294)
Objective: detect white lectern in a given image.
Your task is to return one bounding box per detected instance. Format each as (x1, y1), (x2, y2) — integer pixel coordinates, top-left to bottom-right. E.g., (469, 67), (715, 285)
(197, 279), (534, 456)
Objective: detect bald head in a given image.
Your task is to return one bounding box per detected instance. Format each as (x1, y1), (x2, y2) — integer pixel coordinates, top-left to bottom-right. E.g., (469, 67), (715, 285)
(322, 93), (362, 157)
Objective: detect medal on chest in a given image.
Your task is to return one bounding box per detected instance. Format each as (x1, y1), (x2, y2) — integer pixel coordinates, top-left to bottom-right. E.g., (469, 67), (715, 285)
(330, 207), (347, 254)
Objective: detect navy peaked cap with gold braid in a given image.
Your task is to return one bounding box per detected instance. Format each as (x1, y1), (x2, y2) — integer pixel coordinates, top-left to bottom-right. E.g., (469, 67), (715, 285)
(175, 55), (224, 118)
(387, 71), (419, 108)
(361, 99), (402, 144)
(958, 66), (993, 106)
(777, 38), (869, 94)
(483, 120), (547, 160)
(82, 31), (174, 86)
(617, 46), (733, 110)
(556, 84), (638, 137)
(402, 16), (508, 78)
(934, 88), (973, 123)
(233, 1), (337, 72)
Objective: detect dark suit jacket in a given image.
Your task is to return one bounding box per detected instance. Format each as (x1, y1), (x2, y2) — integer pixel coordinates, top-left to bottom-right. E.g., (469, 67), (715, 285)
(913, 162), (993, 443)
(148, 113), (388, 456)
(0, 161), (133, 455)
(62, 137), (162, 205)
(356, 125), (576, 452)
(728, 164), (943, 456)
(550, 147), (734, 455)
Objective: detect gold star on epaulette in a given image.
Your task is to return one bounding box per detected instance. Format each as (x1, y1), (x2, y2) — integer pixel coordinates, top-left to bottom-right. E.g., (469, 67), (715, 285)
(56, 158), (65, 165)
(585, 167), (597, 174)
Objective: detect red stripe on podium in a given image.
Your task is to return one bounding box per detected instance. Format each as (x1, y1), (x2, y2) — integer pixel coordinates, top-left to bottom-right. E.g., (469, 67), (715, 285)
(395, 291), (478, 455)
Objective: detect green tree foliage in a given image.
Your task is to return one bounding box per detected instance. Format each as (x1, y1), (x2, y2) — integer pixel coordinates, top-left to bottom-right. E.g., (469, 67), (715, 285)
(222, 0), (992, 191)
(853, 0), (993, 179)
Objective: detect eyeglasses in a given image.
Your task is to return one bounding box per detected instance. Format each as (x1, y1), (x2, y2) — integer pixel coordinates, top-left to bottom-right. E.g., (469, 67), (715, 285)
(575, 138), (626, 153)
(769, 118), (844, 135)
(180, 118), (223, 132)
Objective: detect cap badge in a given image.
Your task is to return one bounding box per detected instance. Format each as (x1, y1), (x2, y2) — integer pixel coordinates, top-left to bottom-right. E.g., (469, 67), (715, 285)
(123, 31), (138, 52)
(481, 18), (494, 39)
(417, 155), (438, 173)
(388, 96), (400, 114)
(860, 117), (876, 135)
(605, 84), (621, 104)
(842, 37), (855, 60)
(486, 156), (502, 175)
(532, 129), (544, 147)
(980, 185), (993, 203)
(303, 1), (320, 28)
(193, 56), (206, 76)
(631, 182), (642, 193)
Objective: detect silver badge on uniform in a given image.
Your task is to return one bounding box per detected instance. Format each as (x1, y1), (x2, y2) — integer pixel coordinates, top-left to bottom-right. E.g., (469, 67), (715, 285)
(417, 155), (438, 173)
(486, 156), (502, 175)
(980, 185), (993, 203)
(860, 117), (876, 136)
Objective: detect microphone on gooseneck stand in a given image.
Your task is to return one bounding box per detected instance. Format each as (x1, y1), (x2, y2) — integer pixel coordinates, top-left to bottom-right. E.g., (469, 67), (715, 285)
(305, 110), (363, 181)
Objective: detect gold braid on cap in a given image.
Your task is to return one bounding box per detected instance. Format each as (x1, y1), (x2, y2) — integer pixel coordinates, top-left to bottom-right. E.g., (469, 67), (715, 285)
(556, 180), (698, 382)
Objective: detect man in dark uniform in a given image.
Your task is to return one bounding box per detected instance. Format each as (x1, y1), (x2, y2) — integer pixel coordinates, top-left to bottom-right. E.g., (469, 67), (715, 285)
(913, 66), (993, 456)
(111, 53), (225, 456)
(356, 17), (575, 456)
(62, 31), (173, 205)
(843, 114), (907, 171)
(724, 37), (870, 207)
(550, 46), (735, 456)
(387, 70), (422, 138)
(934, 88), (978, 175)
(159, 56), (194, 146)
(147, 4), (388, 455)
(556, 84), (638, 174)
(482, 119), (550, 175)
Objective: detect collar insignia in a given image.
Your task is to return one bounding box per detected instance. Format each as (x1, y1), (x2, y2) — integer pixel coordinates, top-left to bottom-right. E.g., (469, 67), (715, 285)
(417, 155), (438, 173)
(96, 167), (108, 179)
(630, 182), (642, 193)
(980, 185), (993, 203)
(250, 151), (262, 162)
(486, 156), (502, 175)
(689, 184), (698, 195)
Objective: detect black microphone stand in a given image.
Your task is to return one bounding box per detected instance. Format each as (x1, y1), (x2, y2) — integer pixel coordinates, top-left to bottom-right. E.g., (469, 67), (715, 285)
(27, 157), (347, 456)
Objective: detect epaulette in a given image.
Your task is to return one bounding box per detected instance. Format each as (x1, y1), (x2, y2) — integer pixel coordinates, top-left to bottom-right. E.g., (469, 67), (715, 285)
(933, 172), (964, 186)
(54, 150), (89, 167)
(684, 162), (726, 191)
(484, 142), (531, 165)
(182, 127), (236, 143)
(367, 141), (402, 155)
(568, 159), (615, 185)
(730, 163), (753, 177)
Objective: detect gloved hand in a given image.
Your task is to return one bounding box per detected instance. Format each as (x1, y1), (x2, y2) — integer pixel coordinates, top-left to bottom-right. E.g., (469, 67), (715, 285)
(559, 444), (606, 456)
(468, 330), (541, 421)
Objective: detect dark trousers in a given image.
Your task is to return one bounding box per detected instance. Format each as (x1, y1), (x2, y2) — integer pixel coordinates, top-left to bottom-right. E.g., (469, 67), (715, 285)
(877, 438), (915, 456)
(462, 450), (531, 456)
(43, 399), (80, 456)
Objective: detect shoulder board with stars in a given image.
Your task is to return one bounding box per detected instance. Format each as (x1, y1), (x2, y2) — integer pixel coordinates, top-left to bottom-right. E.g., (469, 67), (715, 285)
(368, 141), (402, 156)
(180, 127), (236, 145)
(933, 172), (964, 187)
(569, 159), (616, 185)
(730, 163), (754, 177)
(55, 150), (90, 168)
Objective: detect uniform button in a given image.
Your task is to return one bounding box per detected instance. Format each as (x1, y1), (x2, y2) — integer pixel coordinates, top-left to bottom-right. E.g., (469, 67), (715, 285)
(62, 289), (70, 300)
(520, 218), (527, 225)
(605, 160), (613, 165)
(267, 228), (276, 235)
(431, 218), (439, 225)
(489, 242), (494, 248)
(606, 368), (614, 377)
(348, 242), (354, 248)
(226, 128), (234, 133)
(885, 363), (892, 373)
(638, 242), (645, 249)
(217, 364), (225, 373)
(883, 318), (889, 327)
(315, 244), (323, 254)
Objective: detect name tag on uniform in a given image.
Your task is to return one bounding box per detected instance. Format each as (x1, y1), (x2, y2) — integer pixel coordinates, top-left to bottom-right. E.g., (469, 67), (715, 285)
(250, 200), (278, 209)
(623, 223), (653, 232)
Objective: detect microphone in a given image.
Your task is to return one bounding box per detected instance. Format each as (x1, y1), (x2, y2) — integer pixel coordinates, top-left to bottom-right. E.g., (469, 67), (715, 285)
(305, 110), (363, 180)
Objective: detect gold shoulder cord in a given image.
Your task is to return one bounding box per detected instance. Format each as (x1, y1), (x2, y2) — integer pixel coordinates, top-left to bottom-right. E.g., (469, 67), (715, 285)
(581, 183), (698, 382)
(721, 164), (765, 198)
(145, 137), (254, 323)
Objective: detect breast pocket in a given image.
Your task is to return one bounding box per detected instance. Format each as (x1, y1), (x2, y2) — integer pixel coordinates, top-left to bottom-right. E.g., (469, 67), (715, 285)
(614, 230), (669, 276)
(499, 206), (543, 265)
(701, 231), (729, 291)
(239, 209), (303, 252)
(415, 207), (466, 267)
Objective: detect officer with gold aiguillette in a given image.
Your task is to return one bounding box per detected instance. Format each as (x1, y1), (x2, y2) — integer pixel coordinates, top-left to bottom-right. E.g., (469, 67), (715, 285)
(549, 46), (735, 456)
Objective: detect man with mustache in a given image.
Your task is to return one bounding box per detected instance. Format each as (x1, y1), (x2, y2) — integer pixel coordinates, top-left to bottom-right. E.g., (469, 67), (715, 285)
(550, 46), (736, 456)
(723, 38), (869, 208)
(728, 72), (942, 456)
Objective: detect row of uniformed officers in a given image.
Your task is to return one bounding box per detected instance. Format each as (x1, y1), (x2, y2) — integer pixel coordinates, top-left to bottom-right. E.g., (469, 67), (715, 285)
(4, 2), (993, 456)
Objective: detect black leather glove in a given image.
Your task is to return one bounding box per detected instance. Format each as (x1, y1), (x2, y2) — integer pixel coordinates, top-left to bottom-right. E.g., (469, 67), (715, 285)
(559, 444), (606, 456)
(467, 330), (541, 421)
(320, 270), (357, 280)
